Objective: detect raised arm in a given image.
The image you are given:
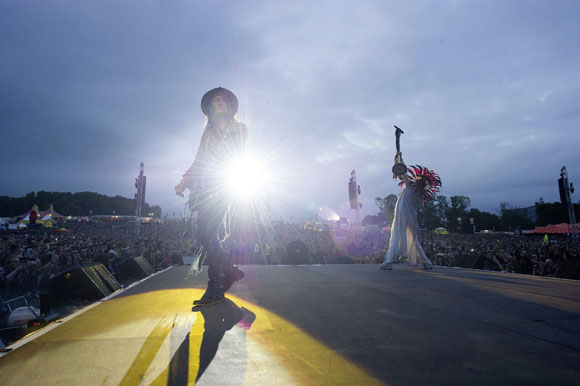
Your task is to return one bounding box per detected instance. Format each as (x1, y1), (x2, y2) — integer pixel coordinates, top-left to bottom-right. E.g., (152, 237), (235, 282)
(403, 172), (412, 188)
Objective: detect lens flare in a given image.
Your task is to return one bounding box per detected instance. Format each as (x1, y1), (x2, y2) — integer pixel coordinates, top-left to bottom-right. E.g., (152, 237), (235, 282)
(317, 205), (340, 222)
(224, 155), (271, 199)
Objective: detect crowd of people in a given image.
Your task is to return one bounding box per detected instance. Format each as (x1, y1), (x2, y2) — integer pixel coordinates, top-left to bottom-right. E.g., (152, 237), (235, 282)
(427, 232), (580, 276)
(266, 223), (389, 264)
(1, 219), (579, 312)
(0, 221), (186, 303)
(266, 224), (580, 276)
(223, 222), (580, 277)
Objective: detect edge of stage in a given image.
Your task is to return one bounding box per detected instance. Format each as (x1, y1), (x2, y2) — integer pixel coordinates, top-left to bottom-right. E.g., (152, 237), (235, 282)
(1, 264), (579, 386)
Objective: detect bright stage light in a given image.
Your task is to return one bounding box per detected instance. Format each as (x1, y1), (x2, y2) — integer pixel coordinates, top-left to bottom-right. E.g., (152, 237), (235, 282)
(223, 154), (271, 199)
(317, 205), (340, 222)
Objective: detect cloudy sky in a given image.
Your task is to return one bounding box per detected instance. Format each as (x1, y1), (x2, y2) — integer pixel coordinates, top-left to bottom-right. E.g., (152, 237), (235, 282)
(1, 0), (579, 220)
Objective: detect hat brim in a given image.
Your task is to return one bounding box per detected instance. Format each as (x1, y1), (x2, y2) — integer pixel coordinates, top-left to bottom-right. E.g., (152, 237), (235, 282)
(201, 87), (238, 116)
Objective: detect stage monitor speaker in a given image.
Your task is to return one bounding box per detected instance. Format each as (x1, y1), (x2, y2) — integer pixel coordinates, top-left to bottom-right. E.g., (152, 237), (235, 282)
(471, 255), (501, 271)
(555, 259), (580, 279)
(463, 254), (481, 269)
(115, 256), (155, 279)
(92, 263), (122, 292)
(450, 253), (468, 267)
(283, 240), (310, 265)
(451, 253), (481, 269)
(49, 263), (121, 300)
(470, 255), (487, 270)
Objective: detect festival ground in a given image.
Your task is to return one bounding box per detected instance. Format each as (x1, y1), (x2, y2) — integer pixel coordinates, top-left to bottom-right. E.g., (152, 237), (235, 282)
(0, 264), (579, 386)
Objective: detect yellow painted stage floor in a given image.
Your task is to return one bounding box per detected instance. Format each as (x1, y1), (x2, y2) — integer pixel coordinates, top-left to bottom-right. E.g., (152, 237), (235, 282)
(1, 264), (579, 385)
(0, 287), (382, 386)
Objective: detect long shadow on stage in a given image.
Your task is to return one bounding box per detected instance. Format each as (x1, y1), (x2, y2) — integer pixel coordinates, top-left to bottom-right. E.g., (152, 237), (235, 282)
(113, 296), (256, 386)
(190, 301), (255, 384)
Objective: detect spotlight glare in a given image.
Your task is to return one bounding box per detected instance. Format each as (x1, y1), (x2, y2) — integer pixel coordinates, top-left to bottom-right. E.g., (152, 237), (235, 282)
(224, 155), (270, 199)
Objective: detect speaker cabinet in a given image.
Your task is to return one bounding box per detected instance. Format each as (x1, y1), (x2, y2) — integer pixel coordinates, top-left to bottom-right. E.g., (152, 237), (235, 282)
(49, 263), (121, 300)
(114, 256), (155, 279)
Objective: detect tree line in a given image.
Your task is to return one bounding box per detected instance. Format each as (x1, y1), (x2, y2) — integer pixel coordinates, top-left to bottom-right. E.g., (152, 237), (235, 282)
(375, 194), (580, 233)
(0, 191), (162, 218)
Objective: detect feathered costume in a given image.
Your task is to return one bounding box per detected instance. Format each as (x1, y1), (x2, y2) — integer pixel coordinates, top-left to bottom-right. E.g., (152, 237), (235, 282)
(382, 165), (442, 267)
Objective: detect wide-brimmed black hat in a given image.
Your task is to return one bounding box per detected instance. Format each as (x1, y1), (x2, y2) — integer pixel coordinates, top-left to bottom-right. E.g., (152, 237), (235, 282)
(201, 87), (238, 116)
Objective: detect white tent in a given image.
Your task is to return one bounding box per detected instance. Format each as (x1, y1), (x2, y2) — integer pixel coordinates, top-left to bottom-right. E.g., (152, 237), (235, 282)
(39, 214), (54, 228)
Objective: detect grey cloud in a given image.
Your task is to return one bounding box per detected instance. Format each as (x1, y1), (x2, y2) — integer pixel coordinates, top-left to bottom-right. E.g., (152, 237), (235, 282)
(1, 0), (579, 220)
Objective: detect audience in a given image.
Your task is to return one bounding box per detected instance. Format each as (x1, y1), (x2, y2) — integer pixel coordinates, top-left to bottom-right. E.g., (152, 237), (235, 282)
(1, 219), (578, 311)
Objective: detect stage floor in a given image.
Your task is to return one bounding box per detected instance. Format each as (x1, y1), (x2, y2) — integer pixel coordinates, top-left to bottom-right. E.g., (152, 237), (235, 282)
(1, 264), (579, 386)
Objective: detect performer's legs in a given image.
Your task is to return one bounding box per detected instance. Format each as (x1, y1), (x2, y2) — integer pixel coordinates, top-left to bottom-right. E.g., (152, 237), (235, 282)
(202, 245), (244, 302)
(205, 242), (229, 299)
(380, 220), (402, 270)
(416, 242), (433, 269)
(379, 224), (406, 271)
(379, 248), (400, 270)
(194, 202), (244, 306)
(194, 205), (227, 305)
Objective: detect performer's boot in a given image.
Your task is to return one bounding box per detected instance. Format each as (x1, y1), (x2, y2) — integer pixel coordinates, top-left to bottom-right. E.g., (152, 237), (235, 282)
(194, 248), (227, 306)
(194, 293), (224, 306)
(379, 262), (393, 270)
(224, 265), (245, 292)
(422, 262), (433, 269)
(193, 277), (225, 306)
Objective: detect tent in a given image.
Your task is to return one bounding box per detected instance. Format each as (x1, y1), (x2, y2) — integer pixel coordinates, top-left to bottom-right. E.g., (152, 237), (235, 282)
(19, 204), (65, 219)
(38, 214), (54, 228)
(41, 205), (65, 219)
(18, 204), (39, 219)
(526, 223), (580, 234)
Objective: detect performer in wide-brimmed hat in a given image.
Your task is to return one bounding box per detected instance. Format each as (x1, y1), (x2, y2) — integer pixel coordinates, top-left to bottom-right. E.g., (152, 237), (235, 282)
(175, 87), (246, 306)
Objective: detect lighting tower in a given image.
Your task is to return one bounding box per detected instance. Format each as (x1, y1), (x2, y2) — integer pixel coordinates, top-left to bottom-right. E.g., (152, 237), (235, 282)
(135, 161), (146, 236)
(558, 166), (577, 236)
(348, 170), (362, 225)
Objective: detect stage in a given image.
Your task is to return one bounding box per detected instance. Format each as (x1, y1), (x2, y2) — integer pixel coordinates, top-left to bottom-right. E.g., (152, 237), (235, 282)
(0, 264), (579, 385)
